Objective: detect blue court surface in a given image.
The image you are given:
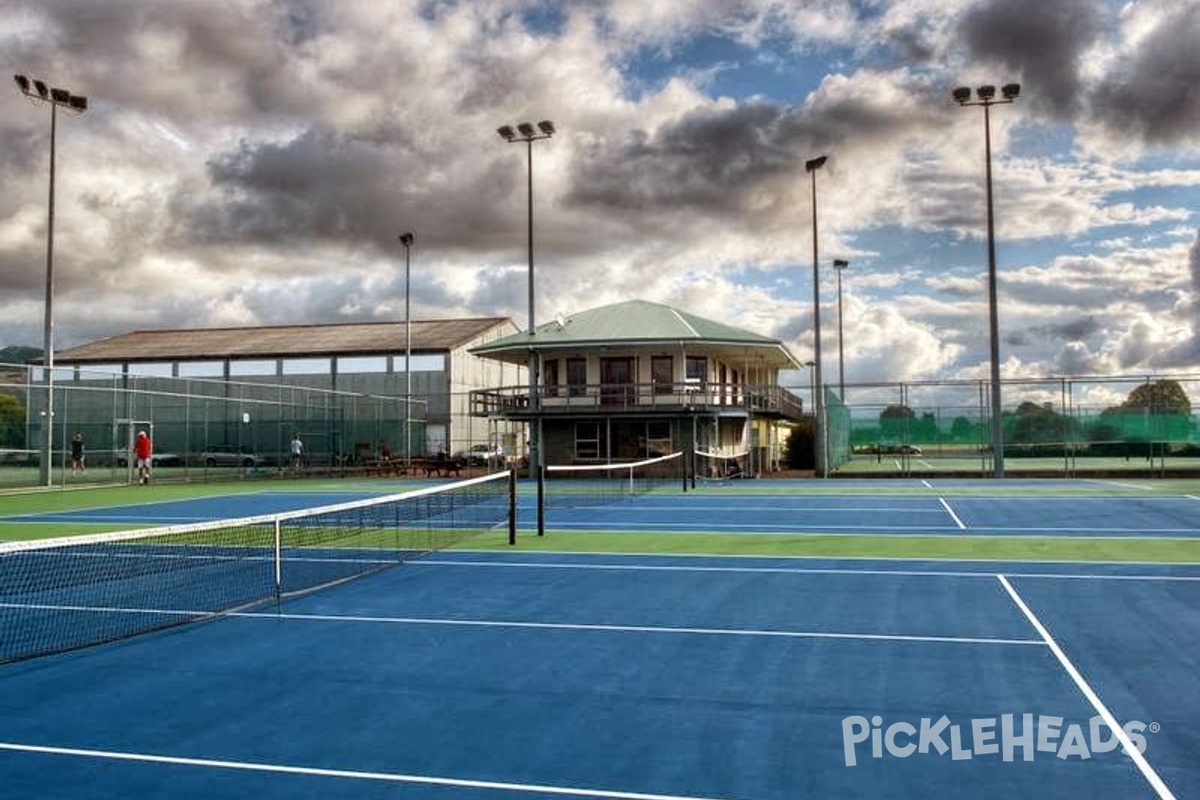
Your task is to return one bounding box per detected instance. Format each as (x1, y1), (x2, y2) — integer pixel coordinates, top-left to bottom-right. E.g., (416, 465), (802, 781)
(16, 482), (1198, 540)
(1, 549), (1196, 799)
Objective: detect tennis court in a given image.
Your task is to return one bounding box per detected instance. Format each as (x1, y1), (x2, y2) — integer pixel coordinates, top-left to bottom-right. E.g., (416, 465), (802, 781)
(1, 476), (1197, 798)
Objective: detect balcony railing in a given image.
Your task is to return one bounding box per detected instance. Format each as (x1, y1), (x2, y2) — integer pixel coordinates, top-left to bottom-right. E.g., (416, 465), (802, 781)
(469, 381), (804, 421)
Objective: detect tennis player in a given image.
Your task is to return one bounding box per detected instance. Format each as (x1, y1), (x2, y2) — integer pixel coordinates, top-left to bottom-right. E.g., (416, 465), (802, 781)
(134, 431), (153, 484)
(70, 433), (86, 476)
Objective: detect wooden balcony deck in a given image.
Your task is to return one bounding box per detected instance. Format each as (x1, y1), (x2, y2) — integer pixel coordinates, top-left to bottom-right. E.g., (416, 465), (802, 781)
(469, 381), (804, 421)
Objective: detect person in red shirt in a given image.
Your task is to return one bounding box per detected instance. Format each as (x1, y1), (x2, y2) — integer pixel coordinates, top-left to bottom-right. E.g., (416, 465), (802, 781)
(134, 431), (153, 485)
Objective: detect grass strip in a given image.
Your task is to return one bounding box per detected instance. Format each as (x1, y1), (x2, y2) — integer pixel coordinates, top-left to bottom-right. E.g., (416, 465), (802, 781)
(467, 530), (1200, 563)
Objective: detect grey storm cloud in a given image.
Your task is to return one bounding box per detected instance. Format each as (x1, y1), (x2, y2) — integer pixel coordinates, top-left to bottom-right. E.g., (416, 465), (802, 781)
(199, 129), (394, 243)
(1089, 4), (1200, 146)
(1192, 229), (1200, 292)
(567, 102), (800, 216)
(1034, 317), (1102, 343)
(958, 0), (1102, 115)
(959, 0), (1200, 148)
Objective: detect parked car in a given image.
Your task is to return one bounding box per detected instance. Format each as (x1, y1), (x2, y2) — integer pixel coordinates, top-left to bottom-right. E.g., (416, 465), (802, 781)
(199, 446), (263, 468)
(116, 452), (184, 468)
(866, 442), (923, 456)
(455, 443), (505, 466)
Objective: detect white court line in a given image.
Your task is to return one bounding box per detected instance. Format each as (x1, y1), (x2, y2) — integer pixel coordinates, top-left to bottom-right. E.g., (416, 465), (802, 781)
(0, 742), (727, 800)
(226, 610), (1044, 647)
(996, 576), (1177, 800)
(0, 600), (1043, 646)
(938, 497), (967, 530)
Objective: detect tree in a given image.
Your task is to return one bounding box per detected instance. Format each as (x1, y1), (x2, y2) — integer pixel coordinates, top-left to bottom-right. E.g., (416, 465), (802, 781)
(0, 393), (24, 448)
(1122, 379), (1191, 415)
(1090, 379), (1193, 453)
(950, 416), (976, 442)
(883, 407), (916, 443)
(1010, 401), (1070, 445)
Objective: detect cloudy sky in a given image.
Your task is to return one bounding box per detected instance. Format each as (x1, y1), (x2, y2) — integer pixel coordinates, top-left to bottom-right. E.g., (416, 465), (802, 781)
(3, 0), (1199, 397)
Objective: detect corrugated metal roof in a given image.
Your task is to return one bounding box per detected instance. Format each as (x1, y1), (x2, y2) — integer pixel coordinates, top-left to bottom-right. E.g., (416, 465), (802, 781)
(55, 318), (515, 363)
(471, 300), (800, 368)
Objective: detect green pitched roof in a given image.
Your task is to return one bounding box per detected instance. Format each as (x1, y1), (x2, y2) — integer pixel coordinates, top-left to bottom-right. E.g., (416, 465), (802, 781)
(471, 300), (799, 368)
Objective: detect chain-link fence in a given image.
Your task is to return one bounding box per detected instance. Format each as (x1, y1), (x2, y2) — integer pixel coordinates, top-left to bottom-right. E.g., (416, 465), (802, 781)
(801, 375), (1200, 476)
(0, 365), (424, 487)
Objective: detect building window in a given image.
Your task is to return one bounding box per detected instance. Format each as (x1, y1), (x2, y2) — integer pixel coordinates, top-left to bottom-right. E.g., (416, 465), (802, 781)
(229, 359), (277, 377)
(646, 421), (672, 456)
(177, 361), (224, 378)
(686, 356), (707, 391)
(567, 358), (587, 397)
(282, 358), (332, 376)
(575, 421), (606, 460)
(613, 420), (673, 459)
(600, 357), (635, 406)
(337, 356), (388, 374)
(651, 356), (673, 395)
(544, 358), (559, 398)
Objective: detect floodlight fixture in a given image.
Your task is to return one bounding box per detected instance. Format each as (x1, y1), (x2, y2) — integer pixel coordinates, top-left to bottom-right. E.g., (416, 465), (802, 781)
(495, 118), (557, 477)
(951, 79), (1021, 477)
(833, 260), (850, 400)
(399, 231), (415, 465)
(12, 72), (88, 486)
(805, 153), (830, 476)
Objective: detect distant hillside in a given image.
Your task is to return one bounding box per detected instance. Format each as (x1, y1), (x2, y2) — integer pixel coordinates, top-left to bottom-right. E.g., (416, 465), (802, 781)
(0, 346), (41, 366)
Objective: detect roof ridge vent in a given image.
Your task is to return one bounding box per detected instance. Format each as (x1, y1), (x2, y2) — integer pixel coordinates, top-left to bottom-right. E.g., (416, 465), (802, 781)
(668, 307), (700, 337)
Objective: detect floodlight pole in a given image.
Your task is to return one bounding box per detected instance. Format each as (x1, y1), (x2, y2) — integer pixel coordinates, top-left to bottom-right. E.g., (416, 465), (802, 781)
(14, 75), (87, 487)
(399, 232), (414, 468)
(805, 155), (828, 478)
(497, 120), (555, 476)
(953, 83), (1019, 478)
(834, 259), (849, 399)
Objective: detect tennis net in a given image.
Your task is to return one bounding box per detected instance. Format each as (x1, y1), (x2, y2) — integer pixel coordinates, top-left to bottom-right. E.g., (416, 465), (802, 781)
(543, 451), (684, 507)
(694, 449), (749, 483)
(0, 470), (514, 665)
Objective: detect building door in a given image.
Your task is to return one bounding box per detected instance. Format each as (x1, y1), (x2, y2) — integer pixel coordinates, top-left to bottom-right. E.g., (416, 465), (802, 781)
(600, 357), (635, 407)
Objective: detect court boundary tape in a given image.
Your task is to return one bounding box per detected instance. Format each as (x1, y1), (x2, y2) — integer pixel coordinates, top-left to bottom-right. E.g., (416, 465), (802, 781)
(996, 575), (1177, 800)
(0, 742), (729, 800)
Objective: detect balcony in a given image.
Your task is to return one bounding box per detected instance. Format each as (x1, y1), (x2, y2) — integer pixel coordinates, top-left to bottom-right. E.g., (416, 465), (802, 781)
(470, 381), (805, 421)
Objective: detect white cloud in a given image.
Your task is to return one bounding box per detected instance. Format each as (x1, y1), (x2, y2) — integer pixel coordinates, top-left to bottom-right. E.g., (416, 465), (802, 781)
(0, 0), (1196, 390)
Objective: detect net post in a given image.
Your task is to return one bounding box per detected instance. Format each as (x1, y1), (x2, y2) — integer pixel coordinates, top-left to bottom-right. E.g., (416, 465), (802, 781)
(273, 518), (283, 604)
(536, 464), (545, 537)
(507, 467), (517, 545)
